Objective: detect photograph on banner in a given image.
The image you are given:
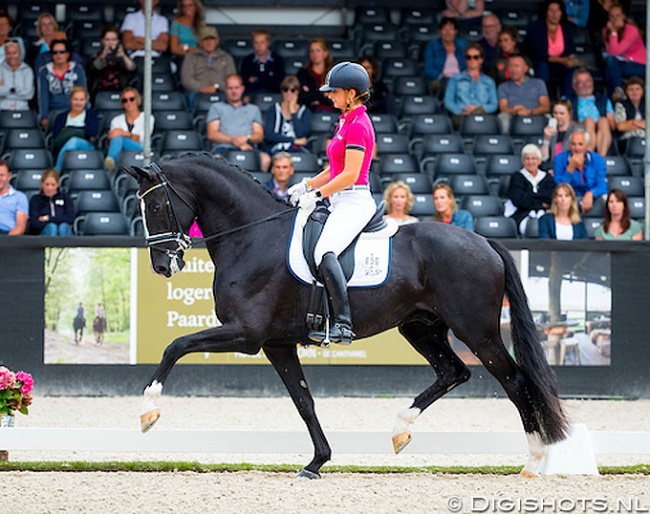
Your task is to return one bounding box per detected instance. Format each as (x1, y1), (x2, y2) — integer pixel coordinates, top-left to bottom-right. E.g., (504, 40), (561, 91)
(44, 247), (131, 364)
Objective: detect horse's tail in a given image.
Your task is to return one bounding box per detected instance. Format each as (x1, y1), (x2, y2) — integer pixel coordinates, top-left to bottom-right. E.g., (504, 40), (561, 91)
(488, 239), (569, 444)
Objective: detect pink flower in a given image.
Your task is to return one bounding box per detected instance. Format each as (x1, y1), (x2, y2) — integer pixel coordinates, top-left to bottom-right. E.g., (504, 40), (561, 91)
(16, 371), (34, 395)
(0, 366), (16, 390)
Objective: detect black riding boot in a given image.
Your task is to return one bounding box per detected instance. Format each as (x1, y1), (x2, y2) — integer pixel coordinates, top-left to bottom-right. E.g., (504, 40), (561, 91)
(308, 252), (355, 345)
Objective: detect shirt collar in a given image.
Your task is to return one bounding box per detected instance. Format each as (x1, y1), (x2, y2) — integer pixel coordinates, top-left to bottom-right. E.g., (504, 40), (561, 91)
(253, 51), (274, 64)
(340, 104), (367, 122)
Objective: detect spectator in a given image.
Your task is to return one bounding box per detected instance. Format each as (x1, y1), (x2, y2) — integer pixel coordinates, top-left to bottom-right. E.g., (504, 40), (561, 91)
(424, 17), (468, 96)
(564, 0), (590, 27)
(538, 182), (588, 239)
(51, 86), (100, 171)
(0, 159), (28, 235)
(441, 0), (485, 19)
(265, 151), (294, 200)
(240, 29), (285, 96)
(431, 183), (474, 231)
(383, 181), (419, 226)
(489, 26), (522, 86)
(614, 76), (645, 152)
(358, 56), (390, 114)
(37, 39), (87, 130)
(121, 0), (169, 59)
(88, 26), (136, 101)
(34, 31), (84, 74)
(104, 87), (155, 172)
(567, 67), (615, 156)
(25, 12), (58, 68)
(541, 99), (584, 165)
(206, 74), (270, 171)
(263, 75), (311, 155)
(602, 3), (646, 101)
(28, 169), (75, 236)
(443, 42), (497, 129)
(0, 41), (34, 110)
(180, 26), (236, 108)
(497, 54), (550, 133)
(553, 129), (607, 213)
(506, 144), (556, 234)
(0, 11), (25, 65)
(479, 13), (502, 73)
(524, 0), (579, 97)
(594, 188), (643, 240)
(297, 38), (333, 112)
(170, 0), (205, 58)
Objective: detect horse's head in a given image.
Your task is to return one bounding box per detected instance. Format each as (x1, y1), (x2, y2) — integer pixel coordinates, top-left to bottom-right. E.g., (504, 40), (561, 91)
(126, 163), (196, 278)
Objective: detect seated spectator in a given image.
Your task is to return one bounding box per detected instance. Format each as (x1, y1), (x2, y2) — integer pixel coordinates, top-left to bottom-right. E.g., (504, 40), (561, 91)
(206, 74), (270, 171)
(524, 0), (579, 97)
(297, 38), (333, 112)
(52, 86), (100, 171)
(424, 17), (468, 96)
(25, 12), (58, 68)
(594, 188), (643, 240)
(265, 152), (294, 200)
(567, 68), (615, 156)
(383, 181), (419, 226)
(34, 31), (84, 74)
(28, 169), (75, 236)
(121, 0), (169, 59)
(541, 99), (584, 166)
(180, 26), (236, 108)
(497, 54), (550, 133)
(479, 14), (502, 73)
(489, 26), (522, 86)
(104, 87), (155, 172)
(0, 11), (25, 65)
(441, 0), (485, 19)
(443, 42), (497, 129)
(88, 26), (136, 102)
(602, 3), (646, 100)
(506, 144), (556, 234)
(358, 56), (390, 114)
(170, 0), (205, 58)
(614, 76), (645, 152)
(538, 182), (588, 239)
(432, 183), (474, 231)
(564, 0), (590, 27)
(0, 41), (34, 110)
(37, 39), (87, 130)
(553, 129), (607, 213)
(263, 75), (311, 155)
(240, 29), (285, 96)
(0, 159), (28, 235)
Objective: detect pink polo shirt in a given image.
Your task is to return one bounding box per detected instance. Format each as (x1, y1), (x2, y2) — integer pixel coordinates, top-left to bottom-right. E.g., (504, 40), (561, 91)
(327, 105), (375, 185)
(604, 24), (647, 65)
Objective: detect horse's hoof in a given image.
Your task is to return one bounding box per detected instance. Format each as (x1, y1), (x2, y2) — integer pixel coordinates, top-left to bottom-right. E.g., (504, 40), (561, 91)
(392, 431), (412, 454)
(520, 469), (541, 478)
(295, 468), (321, 479)
(140, 408), (161, 433)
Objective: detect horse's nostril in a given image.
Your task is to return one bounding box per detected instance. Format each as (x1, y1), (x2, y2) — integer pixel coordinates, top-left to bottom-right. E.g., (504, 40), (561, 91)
(154, 265), (168, 275)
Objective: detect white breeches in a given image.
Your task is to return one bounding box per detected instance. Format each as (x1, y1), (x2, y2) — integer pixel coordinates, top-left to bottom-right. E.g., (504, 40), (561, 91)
(313, 189), (376, 267)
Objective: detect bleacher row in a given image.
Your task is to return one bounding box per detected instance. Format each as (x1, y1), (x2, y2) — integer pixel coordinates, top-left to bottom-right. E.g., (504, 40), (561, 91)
(0, 1), (647, 237)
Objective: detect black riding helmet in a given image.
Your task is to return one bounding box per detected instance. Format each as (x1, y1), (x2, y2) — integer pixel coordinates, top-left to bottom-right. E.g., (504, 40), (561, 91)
(319, 62), (370, 95)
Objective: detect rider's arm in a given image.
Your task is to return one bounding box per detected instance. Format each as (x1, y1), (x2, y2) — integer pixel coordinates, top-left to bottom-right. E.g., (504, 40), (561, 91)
(309, 165), (331, 189)
(318, 149), (363, 197)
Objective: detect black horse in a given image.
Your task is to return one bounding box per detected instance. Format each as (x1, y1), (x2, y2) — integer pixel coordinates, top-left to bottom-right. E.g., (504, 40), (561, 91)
(73, 314), (85, 344)
(127, 155), (568, 478)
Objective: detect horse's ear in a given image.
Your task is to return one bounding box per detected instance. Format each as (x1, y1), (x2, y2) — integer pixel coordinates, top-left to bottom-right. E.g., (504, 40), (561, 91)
(126, 166), (155, 182)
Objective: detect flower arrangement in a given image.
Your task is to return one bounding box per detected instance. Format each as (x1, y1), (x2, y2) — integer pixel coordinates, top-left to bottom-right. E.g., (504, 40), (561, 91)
(0, 366), (34, 416)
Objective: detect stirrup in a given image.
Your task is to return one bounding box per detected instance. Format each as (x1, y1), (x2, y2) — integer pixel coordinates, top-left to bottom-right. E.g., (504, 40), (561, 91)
(308, 323), (354, 345)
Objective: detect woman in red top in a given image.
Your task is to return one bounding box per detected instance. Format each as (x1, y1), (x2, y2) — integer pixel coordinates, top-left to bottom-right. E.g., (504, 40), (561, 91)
(288, 62), (376, 344)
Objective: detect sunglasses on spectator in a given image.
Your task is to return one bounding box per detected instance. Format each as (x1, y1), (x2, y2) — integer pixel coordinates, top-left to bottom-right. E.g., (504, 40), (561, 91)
(465, 54), (481, 60)
(51, 50), (68, 55)
(121, 97), (137, 104)
(281, 87), (298, 93)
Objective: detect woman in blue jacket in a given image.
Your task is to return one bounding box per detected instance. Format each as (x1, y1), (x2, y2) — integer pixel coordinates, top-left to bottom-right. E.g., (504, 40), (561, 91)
(263, 75), (311, 155)
(29, 169), (75, 236)
(538, 183), (588, 240)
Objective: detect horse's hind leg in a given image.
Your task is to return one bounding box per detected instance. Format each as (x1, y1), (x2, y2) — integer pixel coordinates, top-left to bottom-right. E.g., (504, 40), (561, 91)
(264, 344), (331, 479)
(392, 317), (471, 453)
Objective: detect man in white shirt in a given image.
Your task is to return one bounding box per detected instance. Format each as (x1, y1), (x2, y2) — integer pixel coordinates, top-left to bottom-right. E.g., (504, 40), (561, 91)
(121, 0), (169, 59)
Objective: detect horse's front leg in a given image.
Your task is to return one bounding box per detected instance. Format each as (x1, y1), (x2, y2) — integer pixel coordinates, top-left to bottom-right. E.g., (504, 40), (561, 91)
(140, 323), (260, 432)
(264, 344), (332, 479)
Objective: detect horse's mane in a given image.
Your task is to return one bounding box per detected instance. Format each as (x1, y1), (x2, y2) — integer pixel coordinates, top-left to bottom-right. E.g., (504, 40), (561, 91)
(159, 152), (293, 208)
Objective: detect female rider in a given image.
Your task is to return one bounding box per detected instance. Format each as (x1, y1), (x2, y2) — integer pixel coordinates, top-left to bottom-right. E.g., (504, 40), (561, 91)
(288, 62), (376, 345)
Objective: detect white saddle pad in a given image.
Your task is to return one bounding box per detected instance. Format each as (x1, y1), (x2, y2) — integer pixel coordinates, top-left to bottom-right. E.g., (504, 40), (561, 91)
(287, 209), (398, 288)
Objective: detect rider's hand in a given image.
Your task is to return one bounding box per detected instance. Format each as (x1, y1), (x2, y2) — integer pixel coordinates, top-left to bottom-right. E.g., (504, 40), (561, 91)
(298, 190), (318, 211)
(288, 178), (310, 205)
